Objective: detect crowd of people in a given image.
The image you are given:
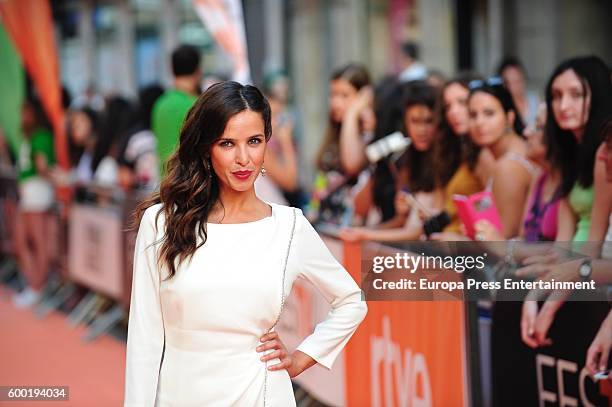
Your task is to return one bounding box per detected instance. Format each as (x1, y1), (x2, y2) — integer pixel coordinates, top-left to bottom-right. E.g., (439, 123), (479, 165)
(312, 49), (612, 395)
(0, 39), (610, 397)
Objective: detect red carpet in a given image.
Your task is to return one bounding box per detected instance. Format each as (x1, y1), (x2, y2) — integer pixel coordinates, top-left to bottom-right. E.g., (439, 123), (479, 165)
(0, 286), (125, 406)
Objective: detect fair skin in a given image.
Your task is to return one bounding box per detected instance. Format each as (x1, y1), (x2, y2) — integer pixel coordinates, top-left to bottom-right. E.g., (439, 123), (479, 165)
(207, 109), (315, 377)
(339, 86), (375, 176)
(468, 91), (533, 238)
(329, 78), (359, 124)
(518, 257), (612, 382)
(601, 134), (612, 182)
(550, 69), (591, 142)
(518, 258), (612, 375)
(339, 104), (443, 242)
(587, 309), (612, 378)
(444, 83), (471, 135)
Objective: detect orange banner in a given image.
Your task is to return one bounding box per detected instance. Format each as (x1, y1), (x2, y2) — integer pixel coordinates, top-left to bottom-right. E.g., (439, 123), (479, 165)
(0, 0), (68, 171)
(343, 242), (467, 407)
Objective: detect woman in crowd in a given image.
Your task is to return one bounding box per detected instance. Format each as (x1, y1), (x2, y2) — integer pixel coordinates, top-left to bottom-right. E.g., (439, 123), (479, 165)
(348, 76), (406, 225)
(516, 59), (611, 406)
(316, 63), (372, 174)
(482, 102), (559, 406)
(548, 56), (612, 243)
(67, 107), (99, 186)
(340, 82), (444, 242)
(466, 77), (537, 239)
(520, 66), (612, 344)
(12, 98), (56, 308)
(423, 74), (496, 239)
(470, 103), (562, 243)
(311, 63), (372, 223)
(253, 80), (299, 206)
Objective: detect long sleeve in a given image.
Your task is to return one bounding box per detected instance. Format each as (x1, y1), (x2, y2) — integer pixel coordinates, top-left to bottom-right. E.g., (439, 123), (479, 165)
(293, 211), (367, 369)
(124, 207), (165, 406)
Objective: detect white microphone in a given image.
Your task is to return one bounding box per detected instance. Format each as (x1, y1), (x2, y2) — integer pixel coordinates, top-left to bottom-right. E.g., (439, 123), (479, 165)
(365, 131), (411, 163)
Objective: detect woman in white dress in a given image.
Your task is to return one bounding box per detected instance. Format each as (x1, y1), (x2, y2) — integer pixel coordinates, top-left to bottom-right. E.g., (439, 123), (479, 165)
(124, 81), (367, 406)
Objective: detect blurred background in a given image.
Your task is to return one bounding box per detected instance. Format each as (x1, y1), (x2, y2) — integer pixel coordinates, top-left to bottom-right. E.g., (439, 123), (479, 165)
(49, 0), (612, 184)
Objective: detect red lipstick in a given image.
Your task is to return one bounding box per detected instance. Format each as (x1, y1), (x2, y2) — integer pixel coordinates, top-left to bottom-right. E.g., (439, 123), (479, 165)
(232, 170), (253, 180)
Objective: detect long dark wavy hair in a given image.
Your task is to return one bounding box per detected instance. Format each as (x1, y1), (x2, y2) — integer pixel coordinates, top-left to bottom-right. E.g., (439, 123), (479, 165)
(135, 81), (272, 280)
(400, 81), (438, 193)
(544, 56), (612, 196)
(369, 75), (406, 220)
(434, 72), (482, 186)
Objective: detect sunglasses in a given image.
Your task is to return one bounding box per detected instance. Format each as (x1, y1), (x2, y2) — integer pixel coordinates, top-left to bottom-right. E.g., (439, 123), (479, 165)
(468, 76), (504, 91)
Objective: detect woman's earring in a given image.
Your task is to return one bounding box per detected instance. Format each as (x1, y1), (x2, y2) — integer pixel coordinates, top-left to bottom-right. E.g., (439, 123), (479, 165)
(260, 166), (267, 177)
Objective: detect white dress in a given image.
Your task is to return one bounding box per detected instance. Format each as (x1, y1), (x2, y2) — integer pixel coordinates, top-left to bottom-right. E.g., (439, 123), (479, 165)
(124, 202), (367, 406)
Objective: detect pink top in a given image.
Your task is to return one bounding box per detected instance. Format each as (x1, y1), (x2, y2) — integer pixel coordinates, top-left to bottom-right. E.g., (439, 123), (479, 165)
(523, 173), (560, 241)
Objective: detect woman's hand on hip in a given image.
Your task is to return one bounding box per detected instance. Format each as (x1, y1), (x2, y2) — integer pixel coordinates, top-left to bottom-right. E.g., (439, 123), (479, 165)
(257, 332), (315, 378)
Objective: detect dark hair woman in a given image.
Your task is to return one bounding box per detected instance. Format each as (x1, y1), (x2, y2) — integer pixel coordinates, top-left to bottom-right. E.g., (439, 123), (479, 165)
(340, 81), (445, 242)
(517, 59), (612, 407)
(66, 107), (99, 185)
(467, 77), (537, 239)
(315, 63), (371, 173)
(125, 81), (366, 406)
(427, 73), (498, 239)
(545, 55), (612, 242)
(311, 63), (372, 223)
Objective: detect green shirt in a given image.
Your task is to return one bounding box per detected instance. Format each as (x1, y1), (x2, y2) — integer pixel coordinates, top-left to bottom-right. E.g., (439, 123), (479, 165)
(151, 89), (197, 175)
(18, 128), (55, 182)
(568, 182), (593, 242)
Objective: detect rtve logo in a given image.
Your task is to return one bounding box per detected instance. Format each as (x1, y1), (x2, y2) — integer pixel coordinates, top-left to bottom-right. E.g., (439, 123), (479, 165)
(371, 316), (432, 407)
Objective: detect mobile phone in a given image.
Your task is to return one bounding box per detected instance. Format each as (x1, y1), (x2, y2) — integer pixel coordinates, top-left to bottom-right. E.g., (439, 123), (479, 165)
(594, 369), (610, 380)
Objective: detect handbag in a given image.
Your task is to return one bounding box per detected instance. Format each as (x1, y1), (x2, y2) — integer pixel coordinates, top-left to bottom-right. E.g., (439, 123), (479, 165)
(263, 207), (297, 406)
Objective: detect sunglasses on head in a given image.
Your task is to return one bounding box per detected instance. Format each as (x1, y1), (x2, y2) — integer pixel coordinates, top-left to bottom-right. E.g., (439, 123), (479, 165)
(468, 76), (504, 91)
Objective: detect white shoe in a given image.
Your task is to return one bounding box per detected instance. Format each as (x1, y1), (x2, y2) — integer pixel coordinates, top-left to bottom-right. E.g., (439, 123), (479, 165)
(12, 287), (41, 309)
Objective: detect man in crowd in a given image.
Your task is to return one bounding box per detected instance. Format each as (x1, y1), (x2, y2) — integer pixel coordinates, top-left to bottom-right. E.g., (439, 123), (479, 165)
(152, 44), (202, 175)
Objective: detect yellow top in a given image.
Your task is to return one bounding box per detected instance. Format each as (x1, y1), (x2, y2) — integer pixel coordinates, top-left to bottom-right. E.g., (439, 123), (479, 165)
(443, 163), (483, 233)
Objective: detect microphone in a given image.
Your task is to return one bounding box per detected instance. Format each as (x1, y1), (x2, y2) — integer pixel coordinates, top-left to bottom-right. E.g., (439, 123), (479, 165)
(365, 131), (411, 163)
